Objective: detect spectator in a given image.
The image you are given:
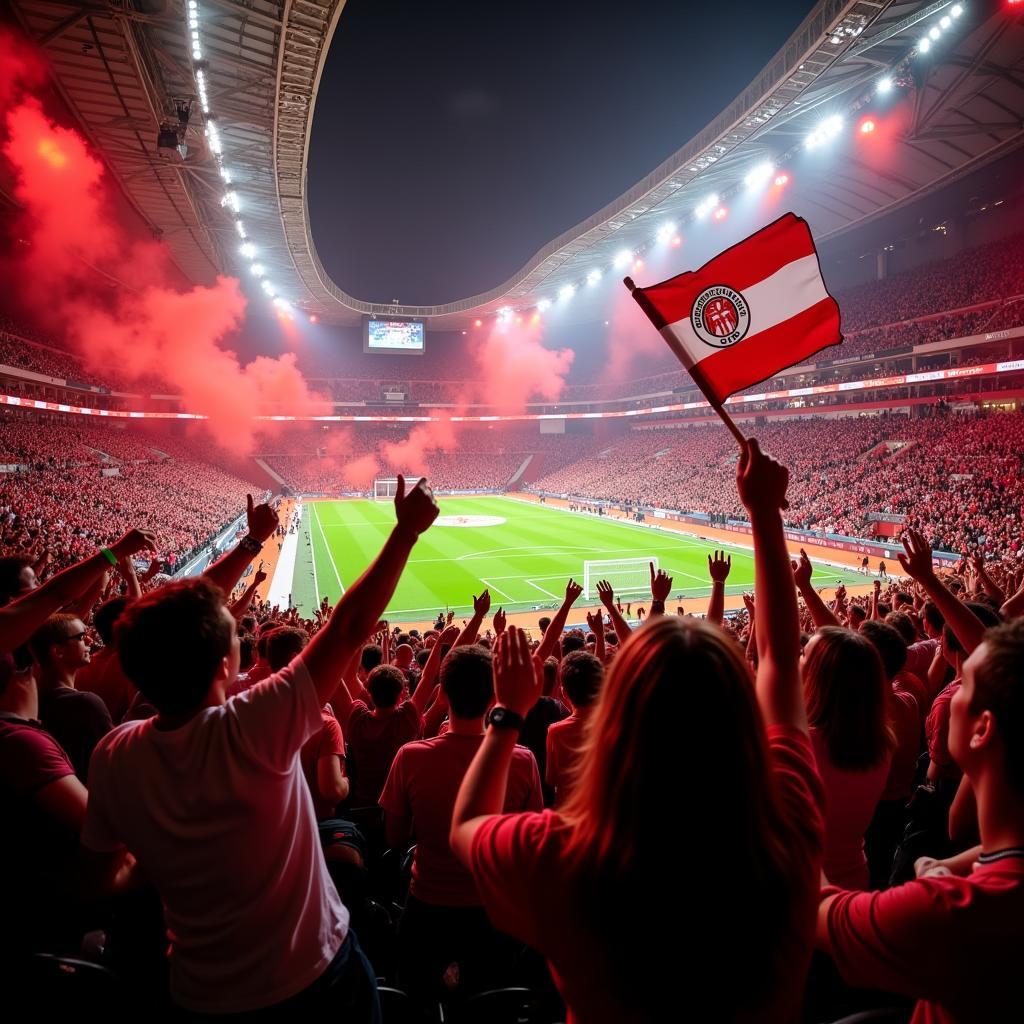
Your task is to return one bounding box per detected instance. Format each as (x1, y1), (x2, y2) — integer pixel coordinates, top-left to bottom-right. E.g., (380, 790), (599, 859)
(545, 650), (604, 804)
(76, 597), (136, 723)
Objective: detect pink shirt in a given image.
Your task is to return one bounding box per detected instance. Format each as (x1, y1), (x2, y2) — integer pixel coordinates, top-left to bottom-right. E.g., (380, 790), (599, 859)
(468, 725), (824, 1023)
(545, 713), (588, 802)
(821, 855), (1024, 1024)
(347, 699), (423, 805)
(811, 728), (891, 890)
(380, 732), (541, 906)
(882, 687), (921, 802)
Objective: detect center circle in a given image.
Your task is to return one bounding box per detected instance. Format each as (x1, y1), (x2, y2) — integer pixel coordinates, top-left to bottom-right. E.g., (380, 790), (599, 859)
(434, 514), (507, 528)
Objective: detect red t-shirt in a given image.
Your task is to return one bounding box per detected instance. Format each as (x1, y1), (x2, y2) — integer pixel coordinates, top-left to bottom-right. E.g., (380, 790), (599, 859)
(820, 854), (1024, 1024)
(347, 700), (423, 805)
(893, 670), (929, 723)
(926, 681), (960, 779)
(545, 713), (588, 803)
(299, 708), (346, 820)
(904, 639), (938, 690)
(811, 728), (891, 890)
(467, 725), (824, 1023)
(882, 687), (921, 803)
(380, 732), (542, 906)
(76, 647), (136, 723)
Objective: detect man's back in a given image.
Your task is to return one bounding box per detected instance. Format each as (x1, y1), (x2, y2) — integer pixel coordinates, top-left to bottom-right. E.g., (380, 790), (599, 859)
(83, 659), (348, 1014)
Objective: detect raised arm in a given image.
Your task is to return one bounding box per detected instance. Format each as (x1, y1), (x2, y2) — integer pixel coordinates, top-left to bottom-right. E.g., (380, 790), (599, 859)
(970, 554), (1005, 608)
(586, 610), (606, 661)
(535, 579), (583, 662)
(648, 563), (673, 620)
(410, 623), (459, 714)
(230, 564), (267, 619)
(792, 549), (840, 629)
(0, 529), (155, 652)
(706, 550), (731, 626)
(898, 528), (987, 656)
(302, 477), (439, 704)
(596, 579), (632, 643)
(203, 495), (279, 596)
(736, 439), (806, 732)
(451, 627), (543, 865)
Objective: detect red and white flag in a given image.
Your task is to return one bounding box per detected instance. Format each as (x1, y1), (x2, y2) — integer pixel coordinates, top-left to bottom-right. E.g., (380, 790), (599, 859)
(628, 213), (841, 405)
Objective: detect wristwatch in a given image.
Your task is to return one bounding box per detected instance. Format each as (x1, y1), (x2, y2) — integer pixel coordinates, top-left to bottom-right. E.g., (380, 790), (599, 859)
(239, 535), (263, 555)
(487, 706), (525, 733)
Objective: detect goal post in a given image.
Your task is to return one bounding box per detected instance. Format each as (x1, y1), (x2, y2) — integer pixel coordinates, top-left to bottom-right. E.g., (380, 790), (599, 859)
(583, 557), (657, 600)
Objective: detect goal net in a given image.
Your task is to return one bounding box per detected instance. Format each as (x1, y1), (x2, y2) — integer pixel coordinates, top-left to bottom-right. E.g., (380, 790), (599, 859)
(373, 478), (400, 500)
(583, 557), (657, 600)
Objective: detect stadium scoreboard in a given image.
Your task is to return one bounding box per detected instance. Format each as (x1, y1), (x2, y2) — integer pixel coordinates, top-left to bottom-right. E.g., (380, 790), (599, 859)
(364, 316), (425, 355)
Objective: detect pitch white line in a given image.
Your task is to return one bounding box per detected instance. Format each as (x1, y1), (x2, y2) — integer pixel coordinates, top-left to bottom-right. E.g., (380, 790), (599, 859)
(526, 578), (560, 600)
(312, 502), (345, 595)
(478, 577), (514, 601)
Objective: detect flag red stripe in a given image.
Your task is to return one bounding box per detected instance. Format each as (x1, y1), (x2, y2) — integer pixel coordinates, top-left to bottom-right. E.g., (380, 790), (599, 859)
(688, 296), (841, 404)
(640, 213), (815, 327)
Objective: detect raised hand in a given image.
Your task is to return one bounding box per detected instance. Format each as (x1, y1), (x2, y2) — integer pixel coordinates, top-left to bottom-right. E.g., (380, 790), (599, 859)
(898, 527), (936, 583)
(254, 563), (268, 586)
(394, 475), (440, 539)
(708, 550), (732, 584)
(596, 579), (615, 611)
(493, 627), (543, 717)
(109, 528), (158, 560)
(736, 438), (789, 513)
(586, 610), (602, 634)
(493, 607), (507, 635)
(564, 578), (583, 605)
(246, 494), (279, 543)
(439, 623), (460, 647)
(650, 564), (673, 602)
(473, 590), (491, 617)
(791, 548), (812, 589)
(742, 592), (755, 616)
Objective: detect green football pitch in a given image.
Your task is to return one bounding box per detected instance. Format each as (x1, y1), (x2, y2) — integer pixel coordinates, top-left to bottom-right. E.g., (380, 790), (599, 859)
(291, 496), (867, 621)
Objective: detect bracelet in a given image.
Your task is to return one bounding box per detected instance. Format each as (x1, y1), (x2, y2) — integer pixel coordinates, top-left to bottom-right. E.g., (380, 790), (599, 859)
(99, 547), (118, 567)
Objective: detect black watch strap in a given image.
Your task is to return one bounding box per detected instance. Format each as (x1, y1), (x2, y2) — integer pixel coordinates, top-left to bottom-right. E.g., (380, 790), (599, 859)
(488, 706), (525, 732)
(239, 535), (263, 555)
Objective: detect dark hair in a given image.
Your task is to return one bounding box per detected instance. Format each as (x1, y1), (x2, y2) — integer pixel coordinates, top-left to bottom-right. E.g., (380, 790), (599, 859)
(440, 645), (494, 718)
(28, 613), (82, 665)
(0, 554), (34, 607)
(116, 577), (233, 716)
(266, 626), (307, 671)
(239, 614), (257, 635)
(921, 600), (944, 633)
(538, 616), (551, 634)
(542, 657), (558, 695)
(971, 620), (1024, 796)
(848, 604), (867, 625)
(884, 611), (918, 647)
(944, 602), (1001, 657)
(360, 643), (383, 674)
(562, 630), (585, 655)
(894, 591), (913, 608)
(415, 648), (430, 668)
(803, 627), (895, 771)
(239, 633), (257, 672)
(94, 597), (130, 646)
(367, 664), (405, 709)
(859, 620), (908, 680)
(560, 650), (604, 709)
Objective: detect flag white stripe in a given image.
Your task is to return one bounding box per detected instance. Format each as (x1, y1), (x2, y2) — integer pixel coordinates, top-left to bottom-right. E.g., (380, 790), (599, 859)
(659, 253), (830, 367)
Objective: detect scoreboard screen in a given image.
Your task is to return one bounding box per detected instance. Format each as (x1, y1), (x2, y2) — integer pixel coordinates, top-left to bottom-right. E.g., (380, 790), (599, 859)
(364, 318), (425, 355)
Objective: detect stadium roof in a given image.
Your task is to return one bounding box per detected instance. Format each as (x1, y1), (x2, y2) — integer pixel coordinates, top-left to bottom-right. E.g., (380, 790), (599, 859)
(8, 0), (1024, 327)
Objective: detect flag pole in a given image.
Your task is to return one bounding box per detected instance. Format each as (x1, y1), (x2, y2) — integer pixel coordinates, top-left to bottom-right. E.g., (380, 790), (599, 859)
(623, 276), (747, 449)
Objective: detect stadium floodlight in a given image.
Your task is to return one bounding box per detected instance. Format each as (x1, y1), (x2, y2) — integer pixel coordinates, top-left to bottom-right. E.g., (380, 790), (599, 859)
(536, 298), (551, 312)
(587, 269), (603, 285)
(234, 219), (246, 237)
(558, 284), (575, 301)
(744, 161), (775, 189)
(918, 36), (931, 53)
(774, 173), (790, 186)
(188, 0), (197, 8)
(877, 76), (893, 94)
(655, 221), (676, 243)
(805, 115), (843, 149)
(261, 280), (276, 297)
(929, 26), (941, 40)
(695, 193), (719, 218)
(250, 263), (264, 277)
(940, 15), (951, 28)
(192, 47), (202, 60)
(219, 166), (231, 183)
(496, 305), (513, 323)
(222, 191), (240, 212)
(239, 241), (256, 258)
(951, 3), (963, 16)
(613, 248), (633, 269)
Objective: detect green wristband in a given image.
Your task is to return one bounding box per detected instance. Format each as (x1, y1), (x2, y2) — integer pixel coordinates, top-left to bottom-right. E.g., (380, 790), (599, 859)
(100, 547), (118, 567)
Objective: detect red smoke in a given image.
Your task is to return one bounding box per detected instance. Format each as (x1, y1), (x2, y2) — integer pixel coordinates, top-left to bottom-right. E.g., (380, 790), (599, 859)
(0, 29), (327, 454)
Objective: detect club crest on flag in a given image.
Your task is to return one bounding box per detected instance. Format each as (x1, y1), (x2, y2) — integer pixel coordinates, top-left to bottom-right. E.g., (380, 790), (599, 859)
(691, 285), (751, 348)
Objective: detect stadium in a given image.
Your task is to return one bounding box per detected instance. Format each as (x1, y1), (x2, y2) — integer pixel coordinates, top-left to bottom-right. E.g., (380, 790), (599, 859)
(1, 0), (1023, 1019)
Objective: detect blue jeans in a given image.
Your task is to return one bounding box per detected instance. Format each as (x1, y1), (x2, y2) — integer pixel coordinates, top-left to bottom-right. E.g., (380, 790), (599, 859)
(178, 930), (381, 1021)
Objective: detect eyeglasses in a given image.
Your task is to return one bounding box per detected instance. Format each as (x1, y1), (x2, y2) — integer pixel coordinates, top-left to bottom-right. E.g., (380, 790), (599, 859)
(59, 631), (88, 643)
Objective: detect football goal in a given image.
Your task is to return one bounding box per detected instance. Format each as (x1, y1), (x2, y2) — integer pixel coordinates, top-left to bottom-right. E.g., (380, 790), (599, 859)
(373, 478), (420, 500)
(583, 557), (657, 600)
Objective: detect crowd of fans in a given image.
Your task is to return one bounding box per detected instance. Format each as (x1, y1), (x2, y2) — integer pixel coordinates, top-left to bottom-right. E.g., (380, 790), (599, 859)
(3, 436), (1023, 1023)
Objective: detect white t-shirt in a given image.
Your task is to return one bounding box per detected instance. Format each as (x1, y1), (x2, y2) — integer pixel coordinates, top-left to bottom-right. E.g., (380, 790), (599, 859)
(83, 658), (349, 1013)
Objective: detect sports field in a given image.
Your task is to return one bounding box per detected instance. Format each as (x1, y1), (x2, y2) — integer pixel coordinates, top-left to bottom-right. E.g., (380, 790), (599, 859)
(289, 496), (867, 622)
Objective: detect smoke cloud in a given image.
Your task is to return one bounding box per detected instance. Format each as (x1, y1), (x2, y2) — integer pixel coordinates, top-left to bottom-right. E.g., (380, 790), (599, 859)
(0, 29), (327, 454)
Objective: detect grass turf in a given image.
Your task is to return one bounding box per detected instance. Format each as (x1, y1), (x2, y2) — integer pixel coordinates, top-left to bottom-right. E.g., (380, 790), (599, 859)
(291, 496), (867, 621)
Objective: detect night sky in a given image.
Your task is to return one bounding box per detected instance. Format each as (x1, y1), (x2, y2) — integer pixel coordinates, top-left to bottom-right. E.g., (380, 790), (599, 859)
(307, 0), (819, 306)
